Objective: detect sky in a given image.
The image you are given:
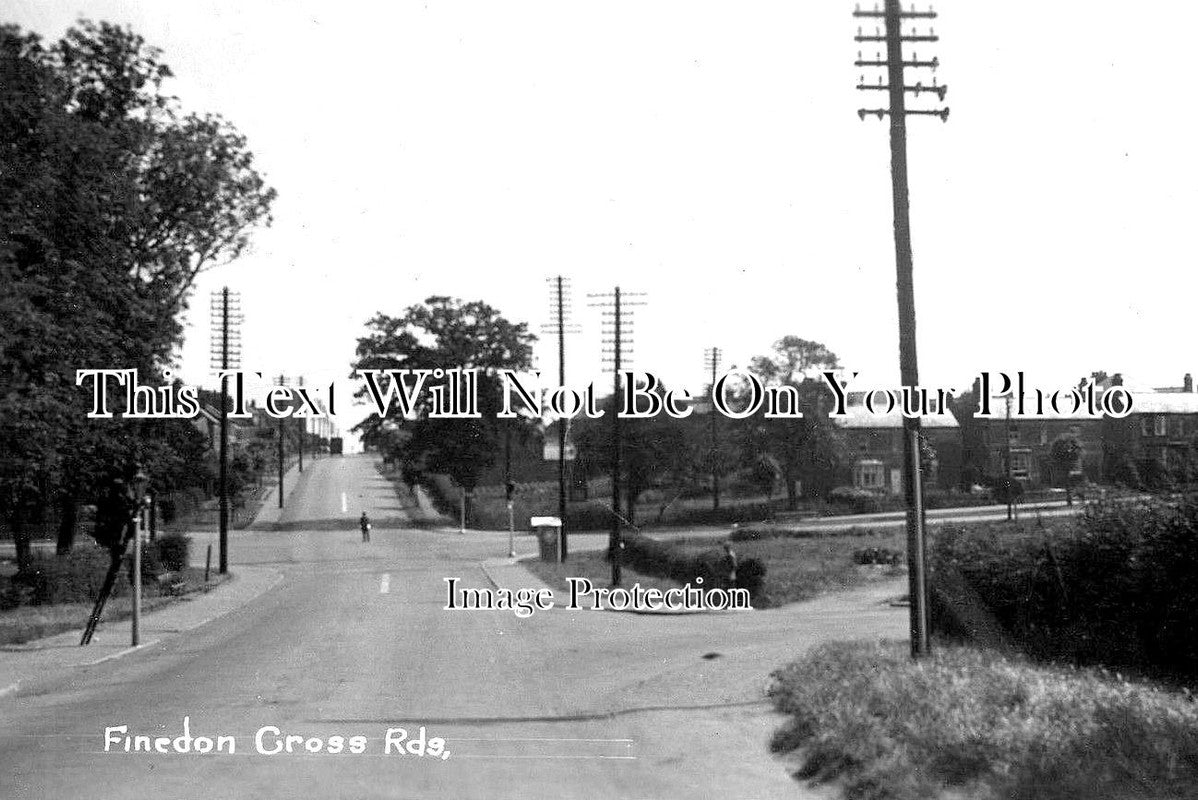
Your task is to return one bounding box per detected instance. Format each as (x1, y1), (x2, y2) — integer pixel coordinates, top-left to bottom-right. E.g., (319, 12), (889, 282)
(8, 1), (1198, 446)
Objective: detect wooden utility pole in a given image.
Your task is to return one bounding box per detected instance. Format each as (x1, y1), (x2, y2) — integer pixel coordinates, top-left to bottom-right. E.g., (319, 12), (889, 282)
(855, 1), (949, 658)
(210, 287), (240, 575)
(588, 286), (645, 586)
(277, 374), (287, 509)
(543, 276), (578, 559)
(704, 347), (722, 510)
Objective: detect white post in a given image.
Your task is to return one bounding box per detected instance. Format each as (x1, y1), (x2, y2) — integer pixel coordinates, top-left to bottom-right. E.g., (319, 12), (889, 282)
(459, 488), (466, 534)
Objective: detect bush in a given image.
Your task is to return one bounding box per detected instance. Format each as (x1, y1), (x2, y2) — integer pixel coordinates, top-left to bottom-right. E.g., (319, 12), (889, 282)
(155, 533), (191, 572)
(620, 532), (766, 603)
(6, 547), (128, 606)
(129, 540), (164, 584)
(769, 640), (1198, 800)
(828, 486), (889, 514)
(853, 547), (903, 566)
(931, 495), (1198, 676)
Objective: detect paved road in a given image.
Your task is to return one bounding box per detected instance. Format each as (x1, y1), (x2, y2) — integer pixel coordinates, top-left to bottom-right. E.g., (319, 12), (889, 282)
(2, 455), (904, 800)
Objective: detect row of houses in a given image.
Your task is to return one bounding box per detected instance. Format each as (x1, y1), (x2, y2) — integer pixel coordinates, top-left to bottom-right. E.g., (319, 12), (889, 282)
(834, 375), (1198, 494)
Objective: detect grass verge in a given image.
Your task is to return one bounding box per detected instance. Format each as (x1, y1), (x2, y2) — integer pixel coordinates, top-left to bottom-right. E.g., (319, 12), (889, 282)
(524, 529), (906, 609)
(769, 640), (1198, 800)
(0, 562), (231, 646)
(522, 550), (682, 597)
(677, 530), (906, 608)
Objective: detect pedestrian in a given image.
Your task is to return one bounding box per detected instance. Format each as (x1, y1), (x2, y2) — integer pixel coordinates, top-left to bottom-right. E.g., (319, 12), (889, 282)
(360, 511), (371, 543)
(723, 542), (738, 588)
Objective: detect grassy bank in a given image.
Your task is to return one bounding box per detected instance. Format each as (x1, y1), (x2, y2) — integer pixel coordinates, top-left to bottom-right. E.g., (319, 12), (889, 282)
(0, 567), (230, 645)
(769, 640), (1198, 800)
(525, 529), (906, 609)
(679, 530), (906, 608)
(0, 541), (228, 645)
(522, 550), (680, 598)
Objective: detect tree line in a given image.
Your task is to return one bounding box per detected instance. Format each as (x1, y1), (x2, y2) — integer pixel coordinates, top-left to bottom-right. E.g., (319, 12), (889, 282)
(352, 296), (853, 517)
(1, 20), (274, 570)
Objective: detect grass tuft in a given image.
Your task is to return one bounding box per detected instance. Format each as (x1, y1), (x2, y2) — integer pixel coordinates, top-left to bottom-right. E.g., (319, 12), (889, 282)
(769, 640), (1198, 800)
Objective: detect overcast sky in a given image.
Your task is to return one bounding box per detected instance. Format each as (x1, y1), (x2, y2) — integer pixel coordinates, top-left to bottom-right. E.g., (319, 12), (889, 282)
(9, 1), (1198, 441)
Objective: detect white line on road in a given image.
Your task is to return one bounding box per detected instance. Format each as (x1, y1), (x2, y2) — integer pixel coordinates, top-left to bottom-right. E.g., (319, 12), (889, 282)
(379, 574), (390, 594)
(341, 492), (347, 513)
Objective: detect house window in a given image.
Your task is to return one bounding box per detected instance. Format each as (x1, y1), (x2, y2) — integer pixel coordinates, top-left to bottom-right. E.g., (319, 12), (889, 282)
(1008, 428), (1020, 445)
(1171, 417), (1185, 437)
(854, 460), (885, 490)
(1069, 424), (1082, 439)
(1010, 451), (1032, 480)
(1155, 416), (1168, 437)
(1039, 427), (1048, 445)
(1141, 416), (1152, 438)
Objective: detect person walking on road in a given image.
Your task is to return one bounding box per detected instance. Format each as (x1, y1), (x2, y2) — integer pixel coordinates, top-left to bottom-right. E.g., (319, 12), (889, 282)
(360, 511), (371, 543)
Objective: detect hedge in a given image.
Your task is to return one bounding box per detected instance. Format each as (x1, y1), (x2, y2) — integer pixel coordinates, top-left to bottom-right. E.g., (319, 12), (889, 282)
(621, 532), (766, 602)
(931, 496), (1198, 676)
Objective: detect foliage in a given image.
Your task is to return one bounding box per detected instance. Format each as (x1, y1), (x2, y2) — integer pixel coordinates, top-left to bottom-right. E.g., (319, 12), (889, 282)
(737, 336), (845, 505)
(620, 532), (765, 602)
(1, 547), (111, 608)
(853, 546), (904, 565)
(155, 533), (191, 572)
(931, 496), (1198, 676)
(769, 640), (1198, 800)
(571, 384), (694, 524)
(0, 20), (274, 563)
(351, 296), (536, 491)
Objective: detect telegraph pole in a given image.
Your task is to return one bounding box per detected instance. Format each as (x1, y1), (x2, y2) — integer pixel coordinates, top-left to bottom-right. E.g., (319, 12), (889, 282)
(854, 1), (949, 658)
(209, 287), (241, 575)
(588, 286), (645, 586)
(543, 276), (579, 559)
(1005, 394), (1015, 521)
(276, 374), (287, 509)
(297, 376), (304, 474)
(704, 347), (722, 510)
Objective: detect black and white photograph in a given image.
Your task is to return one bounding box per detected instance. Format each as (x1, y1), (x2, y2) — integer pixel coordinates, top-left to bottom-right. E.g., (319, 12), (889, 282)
(3, 2), (1198, 798)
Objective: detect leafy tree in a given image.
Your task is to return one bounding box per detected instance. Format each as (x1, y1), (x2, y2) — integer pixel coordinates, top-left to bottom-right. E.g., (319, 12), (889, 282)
(351, 296), (536, 495)
(572, 385), (693, 526)
(1050, 435), (1082, 506)
(740, 336), (844, 507)
(0, 21), (274, 565)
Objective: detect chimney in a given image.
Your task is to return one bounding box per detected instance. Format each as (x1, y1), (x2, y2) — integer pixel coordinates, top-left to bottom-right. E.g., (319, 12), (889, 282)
(1185, 373), (1193, 393)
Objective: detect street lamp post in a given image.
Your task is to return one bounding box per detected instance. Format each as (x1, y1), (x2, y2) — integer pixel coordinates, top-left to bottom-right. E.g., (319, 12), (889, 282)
(130, 468), (150, 647)
(81, 465), (149, 647)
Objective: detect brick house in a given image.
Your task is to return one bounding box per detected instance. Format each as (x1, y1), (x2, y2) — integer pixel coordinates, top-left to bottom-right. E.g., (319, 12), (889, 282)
(1102, 388), (1198, 484)
(973, 398), (1106, 487)
(833, 398), (961, 494)
(961, 375), (1198, 489)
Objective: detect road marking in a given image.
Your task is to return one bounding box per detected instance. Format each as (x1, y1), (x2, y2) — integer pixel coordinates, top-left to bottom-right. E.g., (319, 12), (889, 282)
(341, 492), (347, 513)
(81, 641), (159, 667)
(379, 574), (390, 594)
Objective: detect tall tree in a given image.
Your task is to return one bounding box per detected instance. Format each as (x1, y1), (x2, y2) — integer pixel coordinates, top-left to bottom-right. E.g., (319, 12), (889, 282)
(0, 21), (274, 564)
(1050, 435), (1082, 507)
(742, 336), (844, 507)
(572, 384), (694, 526)
(351, 297), (537, 495)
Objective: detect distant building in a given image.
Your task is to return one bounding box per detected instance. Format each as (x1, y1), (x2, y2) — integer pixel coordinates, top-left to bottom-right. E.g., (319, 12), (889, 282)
(963, 373), (1198, 489)
(833, 396), (960, 494)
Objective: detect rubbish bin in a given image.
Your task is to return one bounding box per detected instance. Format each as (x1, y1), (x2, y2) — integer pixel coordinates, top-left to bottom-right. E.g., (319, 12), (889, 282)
(530, 516), (563, 563)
